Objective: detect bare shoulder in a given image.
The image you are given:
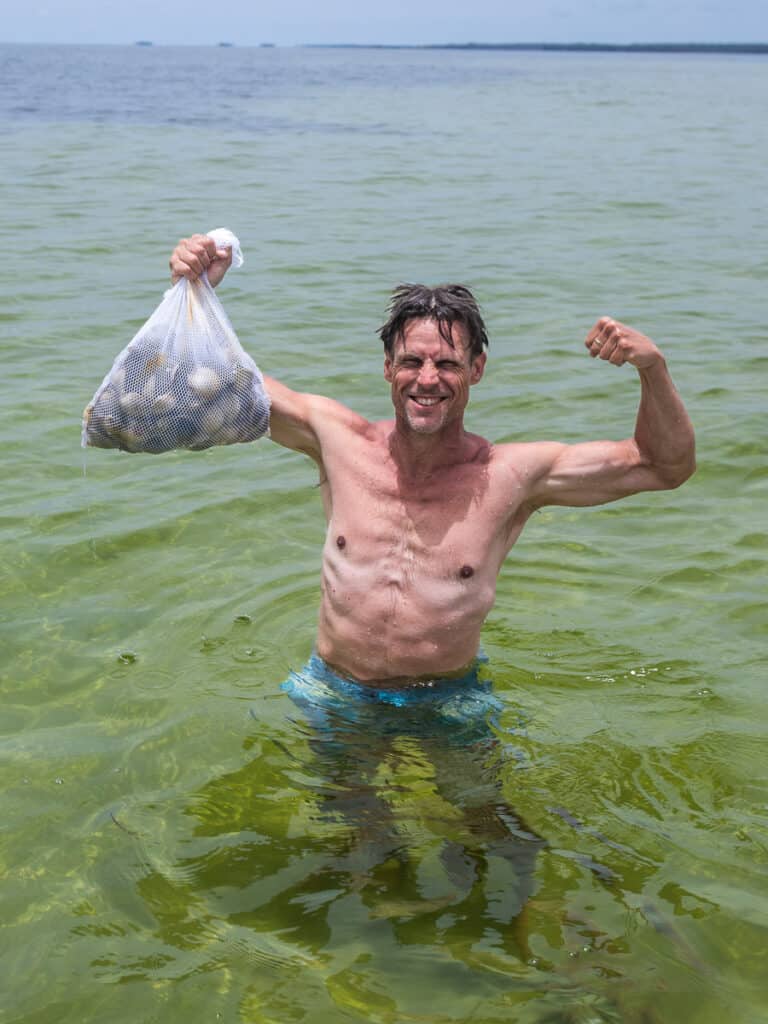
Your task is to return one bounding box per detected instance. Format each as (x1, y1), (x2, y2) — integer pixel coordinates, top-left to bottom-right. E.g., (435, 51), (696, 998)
(489, 439), (564, 483)
(307, 393), (372, 432)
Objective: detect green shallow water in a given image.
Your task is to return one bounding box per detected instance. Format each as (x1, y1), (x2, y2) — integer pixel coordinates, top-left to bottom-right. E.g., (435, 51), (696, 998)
(0, 44), (766, 1024)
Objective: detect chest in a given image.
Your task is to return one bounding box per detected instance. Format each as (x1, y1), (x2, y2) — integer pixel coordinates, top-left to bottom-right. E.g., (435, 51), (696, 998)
(321, 439), (523, 555)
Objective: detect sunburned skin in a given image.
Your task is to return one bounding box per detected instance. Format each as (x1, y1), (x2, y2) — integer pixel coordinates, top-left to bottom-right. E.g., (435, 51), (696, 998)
(312, 418), (535, 683)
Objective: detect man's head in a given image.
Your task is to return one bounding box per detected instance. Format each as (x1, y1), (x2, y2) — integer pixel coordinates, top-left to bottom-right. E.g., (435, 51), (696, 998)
(380, 285), (488, 436)
(378, 283), (489, 360)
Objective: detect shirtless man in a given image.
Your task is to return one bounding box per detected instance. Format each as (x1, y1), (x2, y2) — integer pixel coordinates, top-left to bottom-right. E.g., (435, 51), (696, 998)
(170, 235), (696, 686)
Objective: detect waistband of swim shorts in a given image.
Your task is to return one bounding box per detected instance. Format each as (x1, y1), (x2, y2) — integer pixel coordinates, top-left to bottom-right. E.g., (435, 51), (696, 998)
(290, 651), (490, 707)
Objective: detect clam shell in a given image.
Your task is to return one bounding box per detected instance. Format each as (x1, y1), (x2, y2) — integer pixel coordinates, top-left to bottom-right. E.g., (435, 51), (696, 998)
(116, 427), (143, 452)
(188, 366), (223, 400)
(201, 405), (226, 435)
(119, 391), (145, 415)
(151, 393), (176, 416)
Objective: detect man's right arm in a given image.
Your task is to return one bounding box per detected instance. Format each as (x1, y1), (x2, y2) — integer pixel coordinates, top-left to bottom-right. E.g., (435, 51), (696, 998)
(169, 235), (352, 463)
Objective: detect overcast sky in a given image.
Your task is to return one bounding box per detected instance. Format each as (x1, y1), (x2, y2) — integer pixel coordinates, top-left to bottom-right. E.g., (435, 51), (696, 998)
(5, 0), (766, 46)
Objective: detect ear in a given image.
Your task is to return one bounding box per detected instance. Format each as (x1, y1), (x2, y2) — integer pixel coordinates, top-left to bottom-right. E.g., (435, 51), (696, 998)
(384, 355), (393, 382)
(470, 352), (487, 385)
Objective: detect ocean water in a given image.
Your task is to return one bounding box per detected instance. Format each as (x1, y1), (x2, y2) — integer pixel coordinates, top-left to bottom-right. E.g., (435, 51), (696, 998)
(0, 43), (766, 1024)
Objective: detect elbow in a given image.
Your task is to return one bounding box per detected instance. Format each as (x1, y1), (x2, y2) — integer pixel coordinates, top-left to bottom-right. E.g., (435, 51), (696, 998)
(656, 453), (696, 490)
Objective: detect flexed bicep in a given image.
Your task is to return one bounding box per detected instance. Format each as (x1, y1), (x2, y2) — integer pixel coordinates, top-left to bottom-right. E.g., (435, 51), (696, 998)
(527, 438), (667, 509)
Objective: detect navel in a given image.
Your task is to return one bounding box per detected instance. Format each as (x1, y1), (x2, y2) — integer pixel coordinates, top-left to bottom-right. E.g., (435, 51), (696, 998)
(336, 535), (346, 549)
(459, 564), (474, 579)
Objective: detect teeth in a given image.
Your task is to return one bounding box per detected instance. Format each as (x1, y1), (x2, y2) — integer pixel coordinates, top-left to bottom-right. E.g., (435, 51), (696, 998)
(412, 397), (442, 406)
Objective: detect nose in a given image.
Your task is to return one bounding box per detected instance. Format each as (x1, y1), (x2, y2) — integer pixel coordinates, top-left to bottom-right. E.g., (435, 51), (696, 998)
(416, 360), (439, 389)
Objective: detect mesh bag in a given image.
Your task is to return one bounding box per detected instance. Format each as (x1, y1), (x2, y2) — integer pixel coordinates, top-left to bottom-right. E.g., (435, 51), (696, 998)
(82, 229), (270, 454)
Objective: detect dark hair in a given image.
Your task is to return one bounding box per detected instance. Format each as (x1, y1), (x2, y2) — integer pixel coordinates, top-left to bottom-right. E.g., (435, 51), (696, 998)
(378, 283), (489, 359)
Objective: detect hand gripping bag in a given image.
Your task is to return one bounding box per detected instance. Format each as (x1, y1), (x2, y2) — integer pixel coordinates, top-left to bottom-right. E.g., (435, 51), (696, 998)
(82, 229), (270, 454)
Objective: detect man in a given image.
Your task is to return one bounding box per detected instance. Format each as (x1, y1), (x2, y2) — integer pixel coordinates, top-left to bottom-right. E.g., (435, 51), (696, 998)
(171, 236), (695, 956)
(170, 235), (696, 687)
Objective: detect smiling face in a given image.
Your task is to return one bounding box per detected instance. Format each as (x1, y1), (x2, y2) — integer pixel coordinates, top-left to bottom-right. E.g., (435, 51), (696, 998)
(383, 318), (486, 436)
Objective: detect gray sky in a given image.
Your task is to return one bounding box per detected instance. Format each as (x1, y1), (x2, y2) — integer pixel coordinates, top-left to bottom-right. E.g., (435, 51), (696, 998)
(7, 0), (767, 45)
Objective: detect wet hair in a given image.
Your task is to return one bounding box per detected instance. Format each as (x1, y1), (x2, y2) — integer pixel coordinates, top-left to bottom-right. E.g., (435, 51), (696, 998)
(378, 283), (489, 360)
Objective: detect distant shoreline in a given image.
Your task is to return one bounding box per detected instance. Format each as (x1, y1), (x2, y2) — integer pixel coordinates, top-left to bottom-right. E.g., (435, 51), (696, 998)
(2, 41), (766, 54)
(307, 42), (768, 55)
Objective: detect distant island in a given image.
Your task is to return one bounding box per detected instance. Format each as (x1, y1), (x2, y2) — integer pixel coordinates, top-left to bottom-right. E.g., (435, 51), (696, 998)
(307, 42), (768, 55)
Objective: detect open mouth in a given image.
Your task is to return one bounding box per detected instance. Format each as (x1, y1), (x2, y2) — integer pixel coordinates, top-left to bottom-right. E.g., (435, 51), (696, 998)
(409, 396), (446, 407)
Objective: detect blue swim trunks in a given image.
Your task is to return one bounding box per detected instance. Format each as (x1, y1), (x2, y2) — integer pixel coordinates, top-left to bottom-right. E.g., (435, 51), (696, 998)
(281, 652), (502, 744)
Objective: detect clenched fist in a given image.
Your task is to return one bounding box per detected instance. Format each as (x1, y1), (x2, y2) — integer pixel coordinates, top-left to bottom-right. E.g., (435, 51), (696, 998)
(170, 234), (233, 288)
(585, 317), (664, 371)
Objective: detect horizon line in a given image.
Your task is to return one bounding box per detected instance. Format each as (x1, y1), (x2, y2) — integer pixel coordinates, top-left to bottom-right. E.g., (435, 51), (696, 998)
(1, 40), (767, 52)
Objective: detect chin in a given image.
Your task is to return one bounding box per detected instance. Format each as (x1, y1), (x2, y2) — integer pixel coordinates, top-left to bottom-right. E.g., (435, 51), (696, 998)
(404, 412), (447, 434)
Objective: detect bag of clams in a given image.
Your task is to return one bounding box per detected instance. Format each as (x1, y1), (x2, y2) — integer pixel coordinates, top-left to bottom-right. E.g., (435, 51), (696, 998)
(82, 229), (270, 454)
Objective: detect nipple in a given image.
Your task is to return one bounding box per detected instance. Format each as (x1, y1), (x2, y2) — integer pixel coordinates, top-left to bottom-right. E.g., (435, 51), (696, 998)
(459, 564), (474, 579)
(336, 535), (346, 549)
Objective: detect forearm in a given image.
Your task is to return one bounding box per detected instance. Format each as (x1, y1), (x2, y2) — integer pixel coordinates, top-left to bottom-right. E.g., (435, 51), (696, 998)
(633, 358), (696, 486)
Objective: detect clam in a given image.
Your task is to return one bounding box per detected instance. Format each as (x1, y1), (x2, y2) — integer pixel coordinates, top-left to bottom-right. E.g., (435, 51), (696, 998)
(187, 366), (223, 400)
(119, 391), (145, 415)
(115, 427), (143, 452)
(201, 405), (226, 435)
(151, 393), (176, 416)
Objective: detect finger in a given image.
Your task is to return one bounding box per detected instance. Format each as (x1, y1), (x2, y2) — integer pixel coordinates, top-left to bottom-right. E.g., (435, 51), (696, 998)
(171, 244), (212, 281)
(608, 341), (628, 365)
(598, 337), (618, 360)
(189, 233), (218, 257)
(588, 328), (607, 357)
(585, 318), (607, 345)
(586, 316), (616, 356)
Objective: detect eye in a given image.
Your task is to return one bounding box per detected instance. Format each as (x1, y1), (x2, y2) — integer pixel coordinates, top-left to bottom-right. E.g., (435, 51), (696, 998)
(400, 357), (421, 368)
(437, 360), (460, 370)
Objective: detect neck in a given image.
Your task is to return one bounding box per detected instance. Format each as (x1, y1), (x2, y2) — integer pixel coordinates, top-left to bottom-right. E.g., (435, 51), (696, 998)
(388, 417), (469, 476)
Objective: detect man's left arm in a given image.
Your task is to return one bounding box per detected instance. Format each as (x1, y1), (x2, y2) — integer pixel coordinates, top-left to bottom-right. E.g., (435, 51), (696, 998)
(526, 318), (696, 508)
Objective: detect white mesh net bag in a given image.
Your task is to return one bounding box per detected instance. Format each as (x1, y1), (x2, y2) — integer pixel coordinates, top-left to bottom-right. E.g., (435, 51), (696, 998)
(82, 229), (270, 454)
